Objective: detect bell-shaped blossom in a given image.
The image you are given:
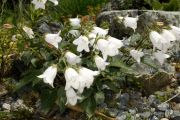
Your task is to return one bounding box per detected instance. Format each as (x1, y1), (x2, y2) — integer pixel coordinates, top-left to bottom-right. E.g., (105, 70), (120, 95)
(79, 67), (99, 88)
(76, 75), (86, 94)
(66, 88), (81, 106)
(94, 55), (109, 71)
(130, 49), (144, 63)
(88, 33), (97, 46)
(73, 35), (90, 52)
(65, 51), (81, 65)
(96, 39), (109, 60)
(69, 30), (80, 37)
(170, 25), (180, 40)
(96, 37), (123, 60)
(123, 16), (138, 31)
(32, 0), (47, 9)
(69, 18), (81, 29)
(161, 29), (176, 42)
(45, 31), (62, 49)
(37, 65), (57, 87)
(149, 31), (171, 52)
(49, 0), (58, 5)
(65, 68), (80, 90)
(91, 27), (108, 37)
(23, 26), (34, 39)
(154, 51), (170, 65)
(107, 36), (124, 49)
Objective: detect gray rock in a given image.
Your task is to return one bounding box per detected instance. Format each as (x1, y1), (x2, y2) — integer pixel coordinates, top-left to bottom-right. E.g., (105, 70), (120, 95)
(140, 111), (151, 119)
(154, 111), (165, 118)
(116, 112), (127, 120)
(165, 109), (173, 118)
(129, 109), (136, 115)
(150, 115), (159, 120)
(158, 103), (170, 111)
(171, 110), (180, 118)
(96, 10), (180, 40)
(148, 95), (157, 105)
(119, 93), (130, 106)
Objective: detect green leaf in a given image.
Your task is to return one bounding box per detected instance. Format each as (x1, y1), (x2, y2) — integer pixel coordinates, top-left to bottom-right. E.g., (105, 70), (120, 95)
(104, 81), (119, 92)
(95, 91), (105, 105)
(41, 89), (57, 113)
(80, 96), (96, 118)
(15, 69), (41, 91)
(109, 57), (137, 75)
(56, 87), (67, 114)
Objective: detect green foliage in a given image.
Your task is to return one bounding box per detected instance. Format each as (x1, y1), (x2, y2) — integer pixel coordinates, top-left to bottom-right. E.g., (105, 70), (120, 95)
(144, 0), (180, 11)
(57, 0), (107, 17)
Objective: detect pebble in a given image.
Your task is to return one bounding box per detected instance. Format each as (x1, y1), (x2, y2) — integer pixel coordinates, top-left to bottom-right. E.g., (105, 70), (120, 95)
(2, 103), (11, 111)
(158, 103), (170, 111)
(165, 109), (173, 118)
(160, 118), (169, 120)
(116, 112), (127, 120)
(139, 111), (151, 119)
(119, 93), (129, 106)
(150, 115), (159, 120)
(154, 111), (165, 118)
(108, 108), (119, 117)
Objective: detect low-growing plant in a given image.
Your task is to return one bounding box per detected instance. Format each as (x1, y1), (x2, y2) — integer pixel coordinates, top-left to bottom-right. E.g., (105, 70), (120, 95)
(3, 0), (180, 119)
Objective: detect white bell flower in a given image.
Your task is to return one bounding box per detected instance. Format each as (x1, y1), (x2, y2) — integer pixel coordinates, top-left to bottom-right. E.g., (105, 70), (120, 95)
(107, 36), (124, 49)
(49, 0), (58, 5)
(161, 29), (176, 42)
(154, 51), (170, 65)
(69, 18), (81, 29)
(170, 25), (180, 40)
(32, 0), (47, 10)
(77, 75), (86, 94)
(73, 35), (90, 52)
(45, 31), (62, 49)
(66, 88), (81, 106)
(130, 49), (144, 63)
(79, 67), (99, 88)
(123, 16), (138, 31)
(96, 39), (109, 60)
(65, 51), (81, 65)
(94, 55), (109, 71)
(96, 37), (123, 60)
(88, 33), (97, 46)
(69, 30), (80, 37)
(23, 26), (34, 39)
(37, 65), (57, 87)
(149, 31), (171, 52)
(65, 68), (80, 90)
(92, 27), (108, 37)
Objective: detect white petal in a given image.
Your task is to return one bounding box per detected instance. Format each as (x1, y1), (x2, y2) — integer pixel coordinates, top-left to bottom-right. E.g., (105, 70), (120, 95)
(94, 55), (109, 71)
(32, 0), (47, 10)
(154, 51), (170, 65)
(92, 27), (108, 37)
(161, 29), (176, 42)
(73, 35), (90, 52)
(123, 16), (138, 31)
(69, 30), (80, 37)
(65, 51), (81, 65)
(107, 36), (124, 49)
(170, 25), (180, 40)
(69, 18), (81, 28)
(49, 0), (58, 5)
(45, 32), (62, 49)
(130, 49), (144, 63)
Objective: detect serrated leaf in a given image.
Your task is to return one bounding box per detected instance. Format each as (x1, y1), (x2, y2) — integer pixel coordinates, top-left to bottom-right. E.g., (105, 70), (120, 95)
(56, 87), (67, 114)
(41, 89), (57, 113)
(80, 96), (96, 117)
(15, 69), (41, 91)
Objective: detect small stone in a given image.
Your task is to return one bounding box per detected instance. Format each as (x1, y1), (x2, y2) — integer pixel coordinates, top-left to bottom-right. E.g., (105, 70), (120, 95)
(150, 108), (156, 113)
(108, 108), (119, 117)
(148, 95), (156, 105)
(2, 103), (11, 111)
(158, 103), (170, 111)
(171, 110), (180, 118)
(171, 116), (180, 120)
(165, 109), (173, 118)
(119, 93), (130, 106)
(116, 112), (127, 120)
(129, 109), (136, 115)
(154, 111), (165, 118)
(151, 115), (159, 120)
(160, 118), (169, 120)
(140, 111), (151, 119)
